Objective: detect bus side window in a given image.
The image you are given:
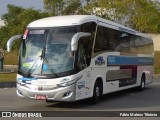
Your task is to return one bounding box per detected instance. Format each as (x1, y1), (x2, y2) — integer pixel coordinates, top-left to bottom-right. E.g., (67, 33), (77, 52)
(94, 25), (112, 53)
(79, 22), (96, 33)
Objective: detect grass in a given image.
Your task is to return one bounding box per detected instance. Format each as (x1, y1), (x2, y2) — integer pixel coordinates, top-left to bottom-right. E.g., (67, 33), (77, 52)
(0, 51), (160, 82)
(0, 51), (18, 82)
(4, 51), (18, 65)
(0, 73), (17, 82)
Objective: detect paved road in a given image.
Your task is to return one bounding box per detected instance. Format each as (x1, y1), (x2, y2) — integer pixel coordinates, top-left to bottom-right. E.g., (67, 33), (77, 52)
(0, 78), (160, 118)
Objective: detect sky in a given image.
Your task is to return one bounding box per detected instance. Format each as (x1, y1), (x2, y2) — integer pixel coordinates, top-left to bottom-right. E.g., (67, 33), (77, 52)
(0, 0), (44, 16)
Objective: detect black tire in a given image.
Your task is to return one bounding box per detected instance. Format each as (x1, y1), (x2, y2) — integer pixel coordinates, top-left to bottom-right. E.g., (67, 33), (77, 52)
(138, 74), (146, 91)
(46, 99), (54, 103)
(90, 81), (101, 104)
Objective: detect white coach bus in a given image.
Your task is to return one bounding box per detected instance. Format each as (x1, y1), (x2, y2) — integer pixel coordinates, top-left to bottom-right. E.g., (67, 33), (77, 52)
(7, 15), (154, 103)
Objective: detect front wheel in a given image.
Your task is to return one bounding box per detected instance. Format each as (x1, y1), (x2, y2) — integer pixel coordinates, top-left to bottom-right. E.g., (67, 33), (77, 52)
(46, 99), (54, 103)
(90, 82), (101, 104)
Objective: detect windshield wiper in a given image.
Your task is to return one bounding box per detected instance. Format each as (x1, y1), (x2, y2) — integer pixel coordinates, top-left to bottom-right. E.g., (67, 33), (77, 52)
(41, 47), (58, 78)
(27, 57), (41, 77)
(27, 47), (58, 78)
(43, 57), (58, 78)
(40, 46), (45, 60)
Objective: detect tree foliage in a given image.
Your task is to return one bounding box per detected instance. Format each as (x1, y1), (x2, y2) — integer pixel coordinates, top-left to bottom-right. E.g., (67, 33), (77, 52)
(0, 4), (50, 50)
(43, 0), (64, 15)
(62, 0), (83, 15)
(84, 0), (160, 33)
(44, 0), (160, 33)
(43, 0), (86, 15)
(130, 0), (160, 33)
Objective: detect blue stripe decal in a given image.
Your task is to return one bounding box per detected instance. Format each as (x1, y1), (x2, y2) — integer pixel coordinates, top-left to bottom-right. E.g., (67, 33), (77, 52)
(18, 78), (37, 81)
(107, 55), (154, 66)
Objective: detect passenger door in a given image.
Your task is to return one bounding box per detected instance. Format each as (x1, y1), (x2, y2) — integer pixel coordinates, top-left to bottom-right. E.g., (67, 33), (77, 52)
(75, 37), (93, 100)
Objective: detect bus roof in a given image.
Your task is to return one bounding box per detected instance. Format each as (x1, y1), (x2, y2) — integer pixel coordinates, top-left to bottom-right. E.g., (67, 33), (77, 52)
(27, 15), (132, 29)
(27, 15), (97, 28)
(27, 15), (149, 39)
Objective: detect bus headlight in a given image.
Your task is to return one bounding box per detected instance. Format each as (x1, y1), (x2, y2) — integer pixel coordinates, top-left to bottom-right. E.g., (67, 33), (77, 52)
(57, 75), (82, 87)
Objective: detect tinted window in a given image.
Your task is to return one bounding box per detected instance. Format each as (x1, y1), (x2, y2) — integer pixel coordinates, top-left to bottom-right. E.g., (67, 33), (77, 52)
(94, 26), (118, 53)
(79, 22), (96, 33)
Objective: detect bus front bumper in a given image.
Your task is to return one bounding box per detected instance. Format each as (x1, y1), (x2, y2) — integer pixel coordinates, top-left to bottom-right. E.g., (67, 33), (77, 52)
(16, 84), (76, 102)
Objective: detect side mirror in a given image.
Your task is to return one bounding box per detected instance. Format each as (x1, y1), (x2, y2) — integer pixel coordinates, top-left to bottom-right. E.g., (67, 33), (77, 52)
(71, 32), (91, 51)
(7, 34), (23, 52)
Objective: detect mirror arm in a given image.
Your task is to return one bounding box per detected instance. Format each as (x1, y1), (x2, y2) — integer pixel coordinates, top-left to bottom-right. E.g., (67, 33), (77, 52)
(7, 34), (23, 52)
(71, 32), (91, 51)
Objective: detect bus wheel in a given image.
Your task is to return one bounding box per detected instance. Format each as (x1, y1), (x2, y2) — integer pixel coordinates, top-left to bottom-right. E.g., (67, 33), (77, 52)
(46, 99), (53, 103)
(90, 81), (101, 104)
(138, 74), (146, 91)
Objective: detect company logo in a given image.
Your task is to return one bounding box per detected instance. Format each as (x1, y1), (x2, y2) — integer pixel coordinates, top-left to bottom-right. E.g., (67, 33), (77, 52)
(2, 112), (11, 117)
(95, 56), (105, 66)
(107, 56), (116, 64)
(38, 86), (43, 91)
(77, 81), (85, 89)
(26, 57), (35, 62)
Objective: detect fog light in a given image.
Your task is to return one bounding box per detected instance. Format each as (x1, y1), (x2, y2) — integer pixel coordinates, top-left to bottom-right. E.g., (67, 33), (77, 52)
(17, 90), (24, 97)
(63, 91), (72, 98)
(18, 90), (23, 95)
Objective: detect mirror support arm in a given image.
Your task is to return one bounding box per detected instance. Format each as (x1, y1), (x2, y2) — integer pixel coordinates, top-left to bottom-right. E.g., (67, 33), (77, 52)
(71, 32), (91, 51)
(7, 34), (23, 52)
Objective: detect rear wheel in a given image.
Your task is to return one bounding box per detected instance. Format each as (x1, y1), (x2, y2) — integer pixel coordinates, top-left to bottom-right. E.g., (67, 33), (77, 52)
(138, 74), (146, 91)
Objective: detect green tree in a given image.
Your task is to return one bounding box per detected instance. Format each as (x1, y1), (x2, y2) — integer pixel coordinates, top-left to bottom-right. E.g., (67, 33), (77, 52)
(84, 0), (131, 21)
(84, 0), (160, 33)
(62, 0), (83, 15)
(0, 4), (50, 51)
(130, 0), (160, 33)
(43, 0), (85, 15)
(43, 0), (63, 15)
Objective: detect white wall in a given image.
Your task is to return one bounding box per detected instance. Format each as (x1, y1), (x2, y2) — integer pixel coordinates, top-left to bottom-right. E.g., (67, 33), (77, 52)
(0, 18), (4, 27)
(148, 34), (160, 51)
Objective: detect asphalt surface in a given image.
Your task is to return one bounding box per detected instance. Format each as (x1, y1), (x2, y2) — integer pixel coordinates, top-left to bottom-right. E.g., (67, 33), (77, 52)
(0, 77), (160, 119)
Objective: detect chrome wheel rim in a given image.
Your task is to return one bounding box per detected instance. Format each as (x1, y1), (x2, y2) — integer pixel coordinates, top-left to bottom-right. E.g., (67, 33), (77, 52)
(142, 80), (145, 88)
(96, 86), (100, 97)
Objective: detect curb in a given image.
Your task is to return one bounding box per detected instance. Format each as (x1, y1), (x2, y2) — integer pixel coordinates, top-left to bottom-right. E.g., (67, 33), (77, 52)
(0, 82), (16, 88)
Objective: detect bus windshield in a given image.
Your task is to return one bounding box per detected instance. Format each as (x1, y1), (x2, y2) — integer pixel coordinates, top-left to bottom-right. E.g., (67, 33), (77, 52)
(19, 27), (77, 78)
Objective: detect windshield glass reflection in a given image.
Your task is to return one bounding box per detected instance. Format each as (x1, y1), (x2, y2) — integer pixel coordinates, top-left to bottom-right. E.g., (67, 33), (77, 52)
(20, 27), (77, 77)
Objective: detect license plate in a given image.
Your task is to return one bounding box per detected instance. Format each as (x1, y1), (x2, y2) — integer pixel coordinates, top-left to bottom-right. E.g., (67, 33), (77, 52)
(35, 95), (47, 100)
